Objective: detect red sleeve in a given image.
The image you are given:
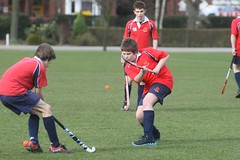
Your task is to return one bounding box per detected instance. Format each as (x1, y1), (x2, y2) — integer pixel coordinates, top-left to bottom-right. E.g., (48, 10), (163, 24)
(231, 19), (239, 35)
(143, 48), (168, 62)
(123, 20), (133, 38)
(149, 20), (159, 39)
(124, 63), (140, 82)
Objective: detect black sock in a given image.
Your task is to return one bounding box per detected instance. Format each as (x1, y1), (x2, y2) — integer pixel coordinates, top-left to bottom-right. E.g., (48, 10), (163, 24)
(143, 110), (154, 138)
(43, 116), (60, 147)
(235, 72), (240, 89)
(137, 85), (144, 106)
(28, 114), (40, 144)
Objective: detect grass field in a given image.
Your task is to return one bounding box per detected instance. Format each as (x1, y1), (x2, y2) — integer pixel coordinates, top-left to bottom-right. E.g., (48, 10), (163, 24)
(0, 49), (240, 160)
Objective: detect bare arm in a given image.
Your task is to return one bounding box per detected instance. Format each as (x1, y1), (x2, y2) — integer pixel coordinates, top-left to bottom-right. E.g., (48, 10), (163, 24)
(231, 34), (237, 56)
(152, 39), (158, 49)
(35, 88), (44, 101)
(134, 69), (147, 83)
(152, 55), (169, 74)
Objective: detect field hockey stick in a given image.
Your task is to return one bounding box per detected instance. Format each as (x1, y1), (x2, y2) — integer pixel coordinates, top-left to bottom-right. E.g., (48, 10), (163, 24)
(221, 56), (234, 94)
(54, 117), (96, 153)
(124, 74), (130, 110)
(121, 55), (155, 73)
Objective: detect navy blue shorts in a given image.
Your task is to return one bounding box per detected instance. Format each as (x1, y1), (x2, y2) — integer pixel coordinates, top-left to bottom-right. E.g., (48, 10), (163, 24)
(138, 83), (171, 107)
(0, 90), (40, 115)
(233, 56), (240, 65)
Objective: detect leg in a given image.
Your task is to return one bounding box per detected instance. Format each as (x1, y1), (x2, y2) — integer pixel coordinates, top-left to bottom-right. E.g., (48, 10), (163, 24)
(31, 99), (60, 147)
(142, 93), (158, 138)
(132, 93), (158, 146)
(233, 63), (240, 97)
(28, 114), (40, 144)
(31, 99), (71, 153)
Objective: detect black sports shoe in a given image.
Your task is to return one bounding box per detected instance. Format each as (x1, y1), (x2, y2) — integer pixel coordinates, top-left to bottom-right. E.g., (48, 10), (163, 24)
(236, 89), (240, 98)
(132, 136), (157, 146)
(153, 130), (161, 141)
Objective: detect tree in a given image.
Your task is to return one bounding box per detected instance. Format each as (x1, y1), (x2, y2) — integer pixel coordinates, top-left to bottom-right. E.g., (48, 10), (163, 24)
(155, 0), (166, 30)
(185, 0), (201, 29)
(97, 0), (115, 51)
(10, 0), (19, 43)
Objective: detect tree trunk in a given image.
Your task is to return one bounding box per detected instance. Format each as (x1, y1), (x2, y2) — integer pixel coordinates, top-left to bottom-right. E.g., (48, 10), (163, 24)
(186, 0), (201, 29)
(10, 0), (19, 42)
(159, 0), (166, 30)
(155, 0), (160, 29)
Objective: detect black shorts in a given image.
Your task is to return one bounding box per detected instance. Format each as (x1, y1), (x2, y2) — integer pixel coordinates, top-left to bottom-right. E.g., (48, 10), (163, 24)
(138, 83), (171, 106)
(0, 90), (40, 115)
(233, 56), (240, 65)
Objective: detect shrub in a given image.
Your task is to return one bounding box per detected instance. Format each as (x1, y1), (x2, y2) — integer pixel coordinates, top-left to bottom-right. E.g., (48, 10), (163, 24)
(73, 13), (88, 36)
(0, 15), (10, 40)
(71, 31), (99, 46)
(26, 34), (42, 45)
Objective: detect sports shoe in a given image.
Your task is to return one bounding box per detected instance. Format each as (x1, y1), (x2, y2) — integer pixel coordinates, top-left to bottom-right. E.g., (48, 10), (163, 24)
(132, 136), (157, 146)
(236, 89), (240, 98)
(26, 141), (43, 153)
(153, 130), (161, 141)
(49, 144), (73, 153)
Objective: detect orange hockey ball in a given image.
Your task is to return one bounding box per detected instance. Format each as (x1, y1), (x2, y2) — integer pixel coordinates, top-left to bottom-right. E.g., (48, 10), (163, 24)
(23, 140), (29, 147)
(105, 85), (110, 90)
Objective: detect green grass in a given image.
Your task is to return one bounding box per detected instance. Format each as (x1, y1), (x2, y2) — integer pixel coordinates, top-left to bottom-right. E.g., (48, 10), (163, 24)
(0, 49), (240, 160)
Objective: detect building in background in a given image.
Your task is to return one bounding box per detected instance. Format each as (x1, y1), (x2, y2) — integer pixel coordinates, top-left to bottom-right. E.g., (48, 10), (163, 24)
(0, 0), (101, 20)
(175, 0), (240, 17)
(0, 0), (239, 21)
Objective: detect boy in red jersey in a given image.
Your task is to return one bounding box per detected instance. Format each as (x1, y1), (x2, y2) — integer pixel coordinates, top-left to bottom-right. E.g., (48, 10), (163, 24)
(121, 38), (173, 146)
(231, 16), (240, 98)
(121, 1), (159, 111)
(0, 43), (71, 153)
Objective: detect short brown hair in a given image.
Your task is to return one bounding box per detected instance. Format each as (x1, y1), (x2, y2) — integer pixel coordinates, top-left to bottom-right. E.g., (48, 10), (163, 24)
(35, 43), (56, 61)
(121, 38), (138, 54)
(133, 1), (146, 10)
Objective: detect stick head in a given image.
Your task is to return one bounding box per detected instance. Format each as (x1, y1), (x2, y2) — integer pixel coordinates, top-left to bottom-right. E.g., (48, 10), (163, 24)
(86, 146), (96, 153)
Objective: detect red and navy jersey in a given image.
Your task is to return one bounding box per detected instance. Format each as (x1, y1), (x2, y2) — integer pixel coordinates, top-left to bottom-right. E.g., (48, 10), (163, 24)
(231, 17), (240, 56)
(0, 57), (47, 96)
(124, 48), (173, 95)
(123, 17), (159, 50)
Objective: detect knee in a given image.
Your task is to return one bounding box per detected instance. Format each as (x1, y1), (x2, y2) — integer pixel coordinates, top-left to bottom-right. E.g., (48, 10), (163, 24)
(42, 103), (52, 116)
(136, 110), (143, 123)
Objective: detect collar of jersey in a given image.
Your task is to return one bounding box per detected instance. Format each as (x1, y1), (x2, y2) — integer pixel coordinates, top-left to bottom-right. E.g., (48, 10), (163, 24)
(133, 16), (149, 24)
(33, 56), (43, 64)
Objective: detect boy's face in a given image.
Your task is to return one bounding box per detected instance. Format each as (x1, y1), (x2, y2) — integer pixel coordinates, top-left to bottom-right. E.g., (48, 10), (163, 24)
(133, 8), (146, 22)
(122, 51), (136, 62)
(42, 60), (51, 68)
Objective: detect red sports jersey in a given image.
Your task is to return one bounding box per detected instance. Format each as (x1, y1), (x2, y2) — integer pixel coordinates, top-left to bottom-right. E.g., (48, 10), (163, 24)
(124, 48), (173, 95)
(0, 57), (47, 96)
(231, 17), (240, 56)
(123, 17), (159, 50)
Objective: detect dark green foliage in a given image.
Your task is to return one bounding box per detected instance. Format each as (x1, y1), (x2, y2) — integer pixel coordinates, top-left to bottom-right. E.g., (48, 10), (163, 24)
(73, 13), (88, 36)
(201, 16), (234, 28)
(0, 15), (10, 39)
(72, 31), (99, 46)
(26, 34), (42, 45)
(0, 14), (30, 40)
(163, 16), (188, 28)
(18, 14), (31, 39)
